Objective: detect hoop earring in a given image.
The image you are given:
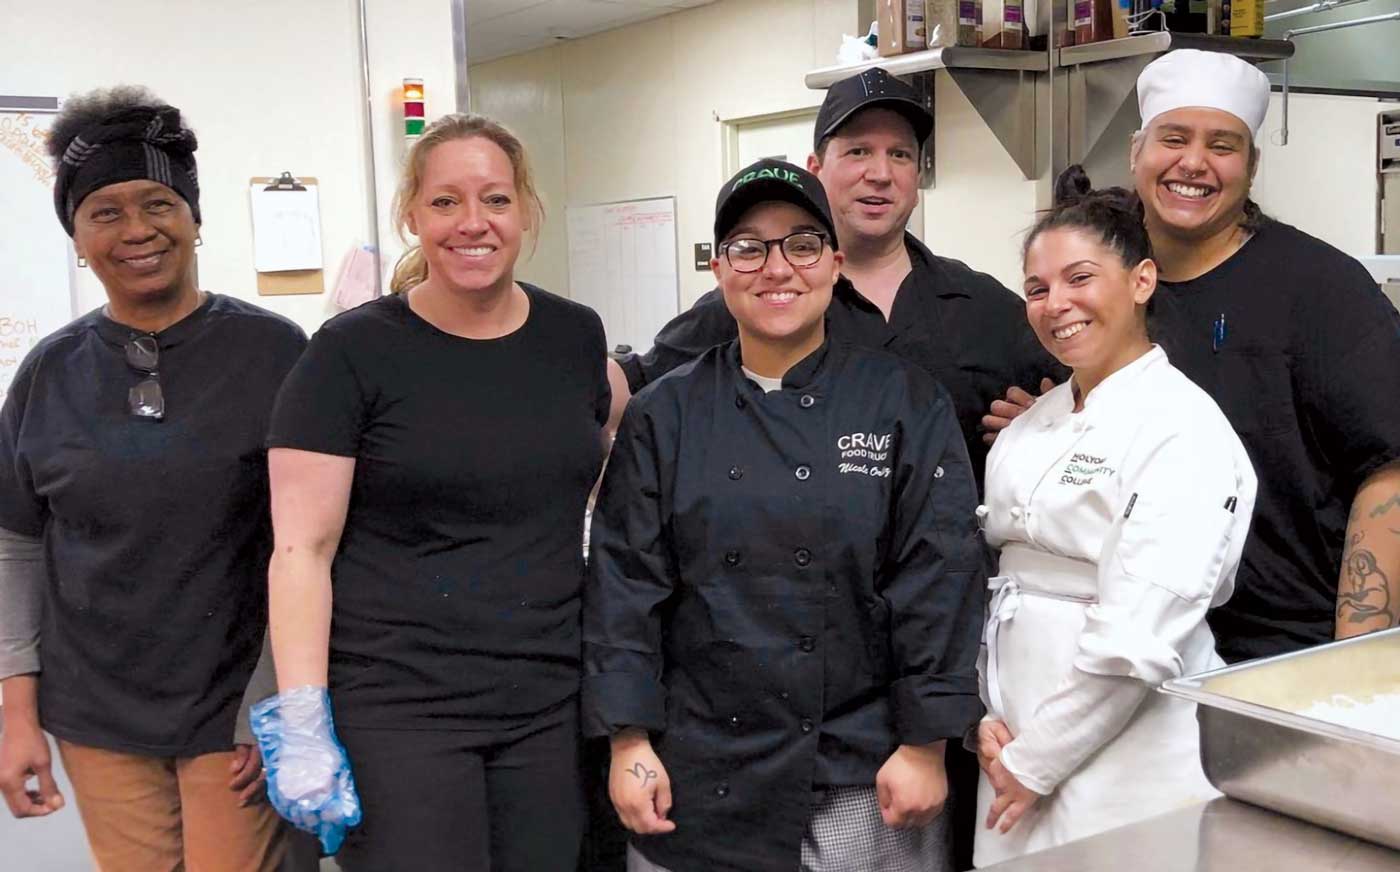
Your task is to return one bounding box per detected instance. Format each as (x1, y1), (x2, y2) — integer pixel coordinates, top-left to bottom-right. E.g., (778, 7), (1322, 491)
(77, 256), (88, 268)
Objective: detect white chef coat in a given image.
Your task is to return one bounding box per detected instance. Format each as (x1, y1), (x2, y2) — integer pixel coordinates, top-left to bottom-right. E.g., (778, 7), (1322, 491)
(974, 345), (1257, 867)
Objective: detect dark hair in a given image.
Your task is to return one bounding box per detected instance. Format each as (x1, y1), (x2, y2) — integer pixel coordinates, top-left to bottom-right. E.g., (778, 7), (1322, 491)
(1023, 165), (1153, 268)
(1240, 198), (1267, 233)
(46, 85), (171, 162)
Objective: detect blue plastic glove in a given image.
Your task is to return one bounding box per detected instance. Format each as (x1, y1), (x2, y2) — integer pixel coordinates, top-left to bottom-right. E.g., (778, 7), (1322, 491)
(250, 686), (362, 855)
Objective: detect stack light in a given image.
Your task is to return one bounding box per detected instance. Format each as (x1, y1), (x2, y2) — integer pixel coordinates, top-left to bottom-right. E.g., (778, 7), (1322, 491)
(404, 78), (425, 139)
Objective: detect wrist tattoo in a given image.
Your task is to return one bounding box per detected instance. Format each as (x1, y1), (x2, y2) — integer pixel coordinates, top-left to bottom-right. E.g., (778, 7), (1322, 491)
(628, 761), (658, 788)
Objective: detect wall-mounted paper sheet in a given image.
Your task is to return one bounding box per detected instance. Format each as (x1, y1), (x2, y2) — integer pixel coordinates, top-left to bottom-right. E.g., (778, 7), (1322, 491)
(249, 183), (322, 272)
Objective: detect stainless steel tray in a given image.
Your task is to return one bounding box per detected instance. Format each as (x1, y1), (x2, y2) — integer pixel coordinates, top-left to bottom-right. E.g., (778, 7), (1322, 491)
(1160, 628), (1400, 851)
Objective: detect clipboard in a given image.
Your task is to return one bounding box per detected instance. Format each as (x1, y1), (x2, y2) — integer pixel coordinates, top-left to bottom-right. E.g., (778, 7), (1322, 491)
(250, 173), (324, 296)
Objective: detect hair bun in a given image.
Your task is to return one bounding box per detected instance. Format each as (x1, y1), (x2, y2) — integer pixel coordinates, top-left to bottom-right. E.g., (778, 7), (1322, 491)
(1052, 164), (1093, 207)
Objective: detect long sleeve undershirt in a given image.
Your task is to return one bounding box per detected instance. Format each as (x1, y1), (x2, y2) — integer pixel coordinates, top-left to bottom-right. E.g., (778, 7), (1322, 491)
(0, 525), (42, 682)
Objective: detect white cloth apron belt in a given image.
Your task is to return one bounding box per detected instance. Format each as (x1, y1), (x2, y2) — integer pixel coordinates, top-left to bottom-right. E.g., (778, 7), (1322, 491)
(983, 543), (1097, 721)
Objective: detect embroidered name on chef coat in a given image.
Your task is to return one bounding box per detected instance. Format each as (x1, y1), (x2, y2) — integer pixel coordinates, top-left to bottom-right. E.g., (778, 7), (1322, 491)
(837, 431), (893, 478)
(1060, 452), (1116, 486)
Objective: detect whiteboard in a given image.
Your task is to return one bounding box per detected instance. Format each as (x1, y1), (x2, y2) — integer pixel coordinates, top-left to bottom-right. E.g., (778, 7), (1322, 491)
(566, 196), (679, 355)
(0, 107), (76, 404)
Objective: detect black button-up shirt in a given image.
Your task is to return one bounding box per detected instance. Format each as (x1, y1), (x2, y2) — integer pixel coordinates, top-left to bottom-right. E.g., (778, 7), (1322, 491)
(584, 339), (984, 872)
(617, 233), (1066, 492)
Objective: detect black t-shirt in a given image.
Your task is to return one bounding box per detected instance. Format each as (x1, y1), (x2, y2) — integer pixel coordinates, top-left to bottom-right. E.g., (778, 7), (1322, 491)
(618, 234), (1065, 493)
(267, 286), (610, 730)
(0, 294), (306, 756)
(1151, 220), (1400, 661)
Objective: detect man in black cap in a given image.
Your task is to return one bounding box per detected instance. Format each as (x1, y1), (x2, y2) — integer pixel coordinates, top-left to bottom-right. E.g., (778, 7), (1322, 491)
(610, 67), (1062, 494)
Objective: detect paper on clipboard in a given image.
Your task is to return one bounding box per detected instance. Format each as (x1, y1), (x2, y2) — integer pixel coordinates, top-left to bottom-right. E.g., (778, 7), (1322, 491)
(250, 182), (322, 271)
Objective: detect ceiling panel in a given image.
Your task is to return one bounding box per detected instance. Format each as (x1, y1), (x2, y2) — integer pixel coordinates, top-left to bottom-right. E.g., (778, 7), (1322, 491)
(467, 0), (548, 25)
(467, 0), (718, 64)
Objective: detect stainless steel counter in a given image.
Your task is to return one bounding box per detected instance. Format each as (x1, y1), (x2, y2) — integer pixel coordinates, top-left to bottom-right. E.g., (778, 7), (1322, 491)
(979, 798), (1400, 871)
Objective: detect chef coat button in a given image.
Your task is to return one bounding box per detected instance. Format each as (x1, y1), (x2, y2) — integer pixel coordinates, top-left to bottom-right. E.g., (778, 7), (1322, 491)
(799, 394), (816, 408)
(1010, 506), (1023, 519)
(735, 395), (747, 409)
(800, 718), (814, 734)
(715, 782), (730, 798)
(729, 465), (743, 480)
(795, 465), (811, 481)
(799, 636), (815, 652)
(724, 550), (742, 567)
(793, 548), (812, 567)
(729, 715), (741, 728)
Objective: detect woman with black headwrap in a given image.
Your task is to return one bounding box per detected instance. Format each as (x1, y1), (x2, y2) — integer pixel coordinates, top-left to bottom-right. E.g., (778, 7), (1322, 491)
(0, 86), (306, 871)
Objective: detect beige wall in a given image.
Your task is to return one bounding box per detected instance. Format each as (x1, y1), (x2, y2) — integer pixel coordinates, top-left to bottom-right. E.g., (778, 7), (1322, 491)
(2, 0), (457, 336)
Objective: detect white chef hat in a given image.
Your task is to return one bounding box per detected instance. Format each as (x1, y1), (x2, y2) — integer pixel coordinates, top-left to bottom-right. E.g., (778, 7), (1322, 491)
(1137, 49), (1271, 138)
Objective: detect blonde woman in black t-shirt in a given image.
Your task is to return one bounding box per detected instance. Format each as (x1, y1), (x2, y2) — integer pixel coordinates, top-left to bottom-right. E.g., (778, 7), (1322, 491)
(262, 114), (612, 870)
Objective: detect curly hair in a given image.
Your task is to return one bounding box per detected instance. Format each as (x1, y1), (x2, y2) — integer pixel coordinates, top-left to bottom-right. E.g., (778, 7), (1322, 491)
(46, 85), (177, 162)
(1023, 164), (1154, 268)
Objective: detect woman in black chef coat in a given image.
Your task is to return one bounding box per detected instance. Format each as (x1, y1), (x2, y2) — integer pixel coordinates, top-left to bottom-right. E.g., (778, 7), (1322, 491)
(583, 159), (984, 872)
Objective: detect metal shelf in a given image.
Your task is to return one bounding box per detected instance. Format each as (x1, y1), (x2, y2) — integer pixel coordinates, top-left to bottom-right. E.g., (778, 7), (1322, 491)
(804, 46), (1048, 89)
(1058, 32), (1294, 66)
(803, 35), (1293, 191)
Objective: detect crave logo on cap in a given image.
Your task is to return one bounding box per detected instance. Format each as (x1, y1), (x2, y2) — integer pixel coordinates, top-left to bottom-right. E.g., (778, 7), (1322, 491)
(731, 165), (803, 192)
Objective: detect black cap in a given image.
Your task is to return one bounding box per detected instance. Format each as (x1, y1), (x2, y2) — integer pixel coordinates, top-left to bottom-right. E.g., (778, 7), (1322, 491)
(714, 158), (839, 250)
(813, 67), (933, 153)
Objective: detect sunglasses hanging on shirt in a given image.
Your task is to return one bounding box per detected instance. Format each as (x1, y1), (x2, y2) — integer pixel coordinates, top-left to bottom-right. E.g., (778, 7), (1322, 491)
(124, 335), (165, 420)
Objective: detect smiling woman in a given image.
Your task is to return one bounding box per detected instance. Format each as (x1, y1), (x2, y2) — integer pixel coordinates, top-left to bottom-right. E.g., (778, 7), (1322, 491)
(0, 85), (308, 871)
(973, 164), (1258, 866)
(260, 112), (611, 870)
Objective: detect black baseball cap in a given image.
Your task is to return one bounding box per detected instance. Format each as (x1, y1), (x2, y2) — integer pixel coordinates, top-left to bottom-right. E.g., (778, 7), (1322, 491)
(714, 158), (839, 250)
(813, 67), (933, 152)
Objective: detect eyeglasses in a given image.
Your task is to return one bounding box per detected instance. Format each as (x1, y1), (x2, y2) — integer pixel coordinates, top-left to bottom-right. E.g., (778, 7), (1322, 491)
(721, 232), (828, 273)
(124, 335), (164, 420)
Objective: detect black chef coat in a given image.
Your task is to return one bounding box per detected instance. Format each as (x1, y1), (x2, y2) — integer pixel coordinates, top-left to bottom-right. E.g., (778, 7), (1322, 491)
(1151, 219), (1400, 661)
(583, 337), (984, 872)
(617, 233), (1066, 493)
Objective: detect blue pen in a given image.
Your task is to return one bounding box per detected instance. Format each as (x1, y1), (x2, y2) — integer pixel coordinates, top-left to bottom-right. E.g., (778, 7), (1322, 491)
(1212, 313), (1227, 352)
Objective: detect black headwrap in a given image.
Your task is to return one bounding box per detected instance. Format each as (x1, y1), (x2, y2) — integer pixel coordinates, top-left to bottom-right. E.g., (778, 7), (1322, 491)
(53, 105), (200, 236)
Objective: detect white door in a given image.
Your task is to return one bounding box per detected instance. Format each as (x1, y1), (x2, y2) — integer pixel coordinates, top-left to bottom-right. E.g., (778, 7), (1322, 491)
(733, 110), (820, 170)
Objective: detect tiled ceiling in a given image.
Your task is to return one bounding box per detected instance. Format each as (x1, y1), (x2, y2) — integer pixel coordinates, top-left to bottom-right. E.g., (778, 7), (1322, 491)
(467, 0), (717, 63)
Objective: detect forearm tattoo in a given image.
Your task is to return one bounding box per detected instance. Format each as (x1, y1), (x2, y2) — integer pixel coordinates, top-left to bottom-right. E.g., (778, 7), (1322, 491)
(1369, 493), (1400, 521)
(1337, 530), (1397, 630)
(628, 761), (657, 789)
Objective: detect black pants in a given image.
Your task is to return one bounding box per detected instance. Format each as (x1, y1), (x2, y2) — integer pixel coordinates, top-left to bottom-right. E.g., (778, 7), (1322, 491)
(946, 741), (980, 872)
(578, 738), (628, 872)
(335, 704), (584, 872)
